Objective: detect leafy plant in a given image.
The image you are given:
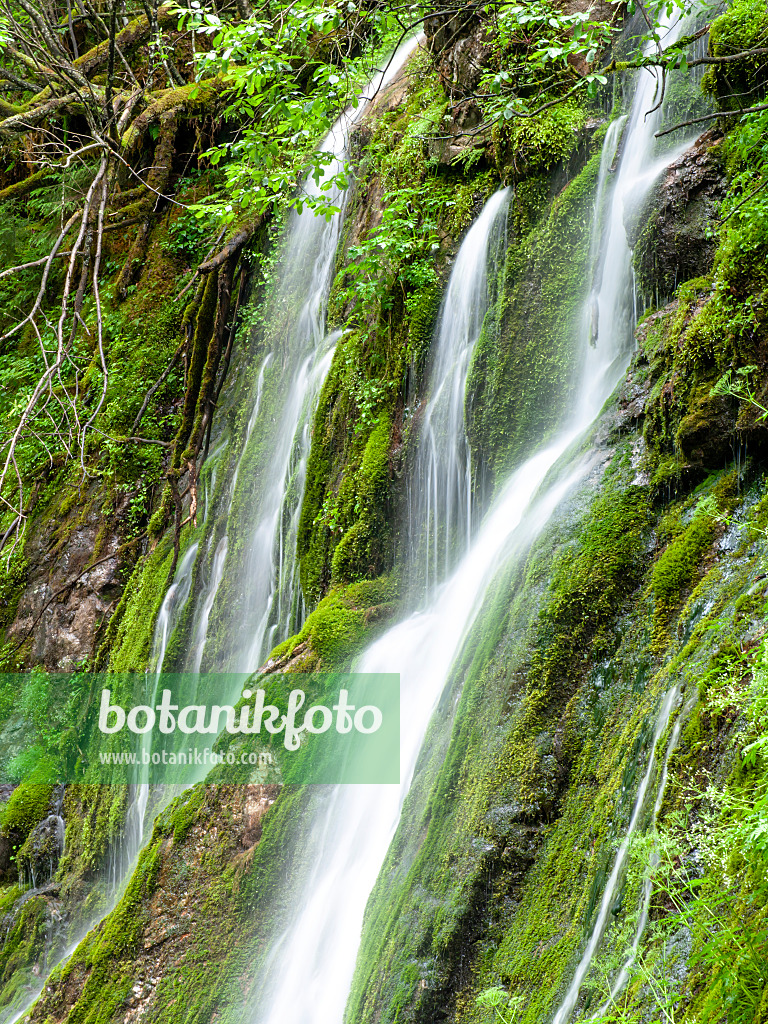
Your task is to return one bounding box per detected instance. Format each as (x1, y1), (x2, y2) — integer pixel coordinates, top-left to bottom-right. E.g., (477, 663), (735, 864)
(475, 986), (524, 1023)
(711, 364), (768, 420)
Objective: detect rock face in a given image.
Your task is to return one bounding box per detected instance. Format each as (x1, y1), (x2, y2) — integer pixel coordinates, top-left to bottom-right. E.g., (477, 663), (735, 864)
(632, 131), (727, 298)
(27, 784), (280, 1024)
(7, 497), (124, 670)
(18, 811), (65, 890)
(425, 11), (487, 95)
(423, 13), (491, 166)
(676, 388), (737, 466)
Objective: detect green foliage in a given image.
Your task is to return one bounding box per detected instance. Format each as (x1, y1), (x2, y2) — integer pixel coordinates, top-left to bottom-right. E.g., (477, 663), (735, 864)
(711, 363), (768, 420)
(702, 0), (768, 105)
(162, 207), (219, 263)
(170, 0), (406, 220)
(478, 0), (614, 122)
(476, 986), (524, 1023)
(0, 670), (91, 788)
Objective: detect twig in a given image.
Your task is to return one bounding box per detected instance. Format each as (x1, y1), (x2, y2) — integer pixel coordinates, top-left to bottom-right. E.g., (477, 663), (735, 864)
(655, 103), (768, 138)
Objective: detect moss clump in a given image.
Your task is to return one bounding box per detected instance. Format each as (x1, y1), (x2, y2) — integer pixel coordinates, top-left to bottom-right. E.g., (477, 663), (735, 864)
(651, 503), (715, 615)
(466, 153), (600, 487)
(0, 891), (51, 1012)
(0, 784), (52, 848)
(702, 0), (768, 105)
(493, 102), (587, 179)
(330, 413), (393, 585)
(297, 334), (399, 605)
(0, 550), (28, 669)
(268, 574), (399, 670)
(529, 481), (649, 713)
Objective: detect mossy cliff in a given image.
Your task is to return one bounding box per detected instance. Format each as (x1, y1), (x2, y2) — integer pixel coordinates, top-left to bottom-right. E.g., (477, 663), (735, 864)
(344, 49), (768, 1020)
(2, 2), (768, 1023)
(0, 25), (607, 1016)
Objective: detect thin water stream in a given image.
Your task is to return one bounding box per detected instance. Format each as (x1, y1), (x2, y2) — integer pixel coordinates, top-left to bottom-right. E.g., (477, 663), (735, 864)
(191, 39), (421, 677)
(251, 13), (699, 1024)
(408, 188), (510, 596)
(2, 37), (422, 1024)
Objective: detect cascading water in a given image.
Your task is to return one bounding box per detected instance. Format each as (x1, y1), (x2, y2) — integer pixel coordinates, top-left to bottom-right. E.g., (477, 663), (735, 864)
(586, 115), (626, 346)
(251, 14), (701, 1024)
(550, 686), (682, 1024)
(589, 691), (692, 1020)
(408, 188), (510, 595)
(256, 443), (590, 1024)
(186, 38), (422, 677)
(122, 37), (423, 853)
(1, 42), (424, 1024)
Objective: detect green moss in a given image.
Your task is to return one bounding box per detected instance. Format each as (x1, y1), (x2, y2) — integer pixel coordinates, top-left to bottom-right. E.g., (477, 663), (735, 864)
(493, 102), (588, 179)
(651, 504), (715, 615)
(56, 784), (128, 891)
(101, 539), (175, 673)
(0, 783), (52, 844)
(466, 153), (600, 486)
(297, 336), (399, 604)
(702, 0), (768, 105)
(0, 549), (28, 668)
(269, 573), (399, 670)
(0, 892), (51, 1013)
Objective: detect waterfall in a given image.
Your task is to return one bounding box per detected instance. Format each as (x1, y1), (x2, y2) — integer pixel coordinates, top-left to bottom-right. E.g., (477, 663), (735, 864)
(185, 37), (422, 677)
(250, 14), (701, 1024)
(0, 44), (426, 1024)
(409, 188), (510, 596)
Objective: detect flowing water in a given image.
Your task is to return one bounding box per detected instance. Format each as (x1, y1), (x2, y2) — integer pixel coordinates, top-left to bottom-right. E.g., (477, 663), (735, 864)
(551, 686), (682, 1024)
(408, 187), (510, 595)
(251, 14), (699, 1024)
(1, 38), (423, 1024)
(121, 36), (423, 851)
(5, 16), (704, 1024)
(589, 692), (691, 1019)
(188, 37), (422, 677)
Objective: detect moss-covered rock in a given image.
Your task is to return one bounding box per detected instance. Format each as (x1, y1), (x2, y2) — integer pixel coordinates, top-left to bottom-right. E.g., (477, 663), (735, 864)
(466, 151), (600, 490)
(702, 0), (768, 105)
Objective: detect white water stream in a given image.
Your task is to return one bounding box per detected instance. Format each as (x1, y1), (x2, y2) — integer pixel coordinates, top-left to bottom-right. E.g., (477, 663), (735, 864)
(0, 37), (423, 1024)
(252, 14), (698, 1024)
(193, 37), (422, 676)
(408, 187), (510, 595)
(120, 36), (423, 850)
(5, 14), (704, 1024)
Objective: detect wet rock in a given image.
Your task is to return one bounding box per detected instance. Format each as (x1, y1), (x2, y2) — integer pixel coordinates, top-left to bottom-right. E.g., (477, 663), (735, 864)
(631, 131), (727, 299)
(17, 813), (65, 889)
(421, 15), (493, 167)
(425, 13), (486, 96)
(241, 783), (280, 848)
(7, 490), (125, 669)
(676, 388), (736, 467)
